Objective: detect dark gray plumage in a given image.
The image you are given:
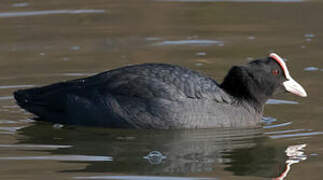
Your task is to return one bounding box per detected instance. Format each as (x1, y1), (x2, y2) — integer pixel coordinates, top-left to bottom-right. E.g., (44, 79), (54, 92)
(14, 54), (307, 129)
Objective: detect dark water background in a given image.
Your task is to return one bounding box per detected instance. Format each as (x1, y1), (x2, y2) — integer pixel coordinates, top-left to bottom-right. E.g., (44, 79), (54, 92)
(0, 0), (323, 179)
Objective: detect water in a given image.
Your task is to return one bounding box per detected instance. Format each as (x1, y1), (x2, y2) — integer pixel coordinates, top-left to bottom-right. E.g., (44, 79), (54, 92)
(0, 0), (323, 179)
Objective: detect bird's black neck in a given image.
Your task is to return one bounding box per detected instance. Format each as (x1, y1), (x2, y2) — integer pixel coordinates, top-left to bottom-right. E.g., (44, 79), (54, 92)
(220, 66), (267, 113)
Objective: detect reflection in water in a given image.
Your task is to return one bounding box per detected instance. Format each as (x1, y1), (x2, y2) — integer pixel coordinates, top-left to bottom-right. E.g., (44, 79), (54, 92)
(156, 0), (303, 2)
(12, 124), (292, 178)
(223, 143), (287, 178)
(274, 144), (307, 180)
(0, 9), (106, 18)
(74, 175), (217, 180)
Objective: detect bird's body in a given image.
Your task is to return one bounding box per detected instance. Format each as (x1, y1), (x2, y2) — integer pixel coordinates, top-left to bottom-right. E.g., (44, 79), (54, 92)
(14, 53), (307, 129)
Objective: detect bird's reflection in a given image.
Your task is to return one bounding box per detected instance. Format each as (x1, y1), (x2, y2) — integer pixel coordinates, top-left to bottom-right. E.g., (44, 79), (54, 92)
(16, 123), (302, 178)
(274, 144), (307, 180)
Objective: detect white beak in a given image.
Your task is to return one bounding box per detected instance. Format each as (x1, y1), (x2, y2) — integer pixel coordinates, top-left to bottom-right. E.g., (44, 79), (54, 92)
(269, 53), (308, 97)
(283, 78), (307, 97)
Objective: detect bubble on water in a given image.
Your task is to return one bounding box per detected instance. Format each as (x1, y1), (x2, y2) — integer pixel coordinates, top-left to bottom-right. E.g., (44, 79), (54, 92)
(39, 52), (45, 56)
(143, 151), (167, 165)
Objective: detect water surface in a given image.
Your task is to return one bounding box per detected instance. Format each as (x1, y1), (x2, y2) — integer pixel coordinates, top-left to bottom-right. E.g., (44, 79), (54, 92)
(0, 0), (323, 179)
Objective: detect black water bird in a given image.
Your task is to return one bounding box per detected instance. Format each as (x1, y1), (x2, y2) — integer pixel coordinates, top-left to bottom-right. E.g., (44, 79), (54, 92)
(14, 53), (307, 129)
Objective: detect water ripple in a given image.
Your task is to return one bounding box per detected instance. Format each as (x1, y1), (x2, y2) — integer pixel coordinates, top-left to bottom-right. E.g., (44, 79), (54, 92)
(263, 122), (292, 129)
(266, 99), (299, 105)
(0, 155), (112, 161)
(270, 132), (323, 139)
(0, 85), (35, 89)
(12, 3), (29, 7)
(304, 66), (320, 71)
(0, 9), (106, 18)
(0, 144), (72, 149)
(62, 73), (96, 77)
(265, 129), (310, 135)
(154, 40), (223, 46)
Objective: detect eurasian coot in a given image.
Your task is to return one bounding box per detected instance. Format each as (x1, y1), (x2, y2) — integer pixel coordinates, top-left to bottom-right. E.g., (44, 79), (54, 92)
(14, 53), (307, 129)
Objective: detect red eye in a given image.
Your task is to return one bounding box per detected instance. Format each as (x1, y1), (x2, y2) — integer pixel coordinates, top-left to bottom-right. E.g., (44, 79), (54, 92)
(272, 69), (279, 76)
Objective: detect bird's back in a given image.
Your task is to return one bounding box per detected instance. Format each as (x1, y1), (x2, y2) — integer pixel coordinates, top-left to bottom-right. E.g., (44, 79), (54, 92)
(14, 63), (260, 129)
